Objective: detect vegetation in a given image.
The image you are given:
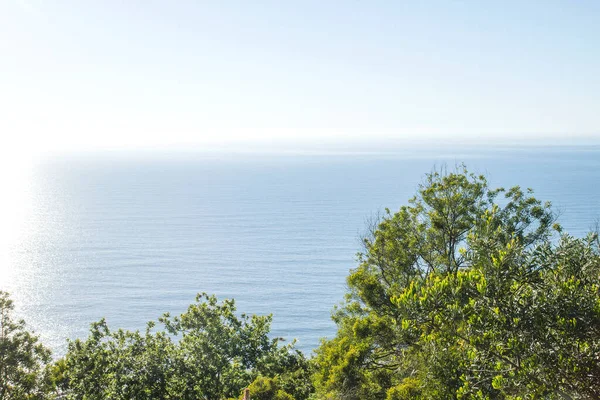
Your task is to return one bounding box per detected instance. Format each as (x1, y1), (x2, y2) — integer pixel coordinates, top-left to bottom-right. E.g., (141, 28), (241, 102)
(54, 293), (312, 400)
(2, 166), (600, 399)
(0, 291), (53, 400)
(313, 166), (600, 399)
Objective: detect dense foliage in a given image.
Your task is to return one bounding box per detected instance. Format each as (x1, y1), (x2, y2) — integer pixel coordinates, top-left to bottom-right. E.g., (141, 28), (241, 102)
(55, 293), (312, 400)
(0, 291), (53, 400)
(313, 166), (600, 399)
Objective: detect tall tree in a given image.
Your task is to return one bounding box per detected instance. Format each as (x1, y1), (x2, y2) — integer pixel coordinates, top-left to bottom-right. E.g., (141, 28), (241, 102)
(313, 166), (600, 399)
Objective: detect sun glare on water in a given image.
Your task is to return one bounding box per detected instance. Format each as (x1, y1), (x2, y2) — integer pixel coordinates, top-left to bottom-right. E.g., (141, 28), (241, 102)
(0, 147), (38, 286)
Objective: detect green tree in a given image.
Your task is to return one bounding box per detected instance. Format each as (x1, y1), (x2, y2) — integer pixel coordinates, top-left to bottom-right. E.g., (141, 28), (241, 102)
(58, 293), (313, 400)
(313, 166), (600, 399)
(0, 291), (53, 400)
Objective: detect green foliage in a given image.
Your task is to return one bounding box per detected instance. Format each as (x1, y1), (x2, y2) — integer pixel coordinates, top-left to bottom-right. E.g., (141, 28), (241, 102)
(56, 318), (176, 399)
(58, 293), (313, 400)
(385, 377), (421, 400)
(0, 291), (53, 400)
(255, 347), (314, 400)
(314, 166), (600, 399)
(244, 376), (294, 400)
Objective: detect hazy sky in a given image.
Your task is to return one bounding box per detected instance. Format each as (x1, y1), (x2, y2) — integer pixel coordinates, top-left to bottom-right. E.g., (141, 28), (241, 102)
(1, 0), (599, 155)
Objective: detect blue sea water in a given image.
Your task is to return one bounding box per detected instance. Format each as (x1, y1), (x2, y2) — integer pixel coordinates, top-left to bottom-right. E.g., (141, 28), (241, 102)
(2, 145), (600, 356)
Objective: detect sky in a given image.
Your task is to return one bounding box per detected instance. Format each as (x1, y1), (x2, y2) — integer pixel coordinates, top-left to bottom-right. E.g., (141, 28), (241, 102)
(1, 0), (600, 157)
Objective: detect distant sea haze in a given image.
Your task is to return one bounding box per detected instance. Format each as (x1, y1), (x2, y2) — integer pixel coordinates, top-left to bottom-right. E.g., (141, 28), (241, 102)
(2, 145), (600, 356)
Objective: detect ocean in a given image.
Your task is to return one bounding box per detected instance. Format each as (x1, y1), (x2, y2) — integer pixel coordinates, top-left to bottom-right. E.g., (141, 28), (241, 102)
(2, 145), (599, 356)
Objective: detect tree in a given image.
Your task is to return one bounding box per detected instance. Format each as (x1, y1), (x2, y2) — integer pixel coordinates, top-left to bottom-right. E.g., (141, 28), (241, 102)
(0, 291), (53, 400)
(58, 293), (313, 400)
(313, 166), (600, 399)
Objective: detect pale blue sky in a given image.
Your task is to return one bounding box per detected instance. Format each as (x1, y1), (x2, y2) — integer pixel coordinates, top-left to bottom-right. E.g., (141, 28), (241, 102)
(1, 0), (599, 154)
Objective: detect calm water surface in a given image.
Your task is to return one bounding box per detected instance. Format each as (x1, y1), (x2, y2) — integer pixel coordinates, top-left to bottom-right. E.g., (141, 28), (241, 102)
(2, 146), (600, 355)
